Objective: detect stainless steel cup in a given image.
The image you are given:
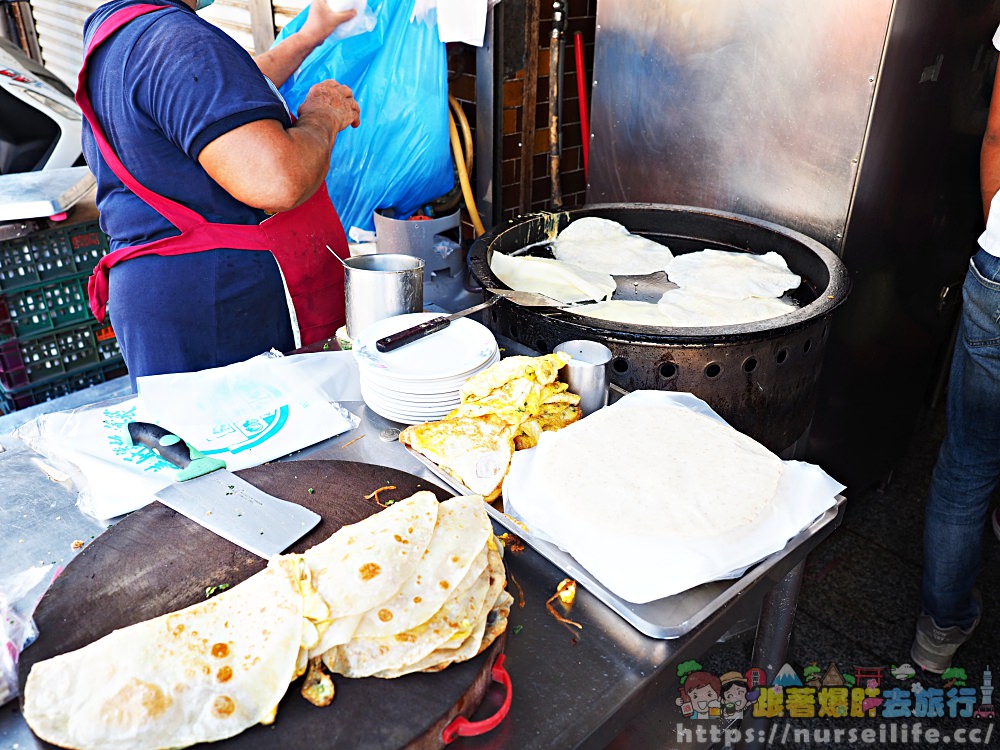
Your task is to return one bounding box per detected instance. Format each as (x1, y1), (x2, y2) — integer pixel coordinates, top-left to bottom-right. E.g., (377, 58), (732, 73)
(554, 339), (613, 417)
(344, 254), (424, 340)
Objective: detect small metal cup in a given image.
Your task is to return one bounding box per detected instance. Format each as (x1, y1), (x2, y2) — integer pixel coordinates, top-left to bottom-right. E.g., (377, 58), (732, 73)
(554, 339), (613, 416)
(344, 254), (424, 340)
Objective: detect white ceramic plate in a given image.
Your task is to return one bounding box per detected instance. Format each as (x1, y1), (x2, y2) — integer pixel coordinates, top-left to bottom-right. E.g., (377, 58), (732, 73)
(353, 313), (498, 380)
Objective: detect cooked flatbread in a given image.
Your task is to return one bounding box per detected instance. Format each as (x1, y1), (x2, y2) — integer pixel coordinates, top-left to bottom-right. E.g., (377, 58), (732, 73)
(459, 352), (570, 401)
(490, 251), (616, 303)
(571, 299), (675, 326)
(552, 217), (674, 276)
(665, 249), (800, 300)
(320, 545), (492, 678)
(658, 287), (796, 326)
(352, 496), (494, 637)
(22, 557), (307, 750)
(531, 401), (783, 540)
(400, 415), (514, 500)
(304, 491), (439, 619)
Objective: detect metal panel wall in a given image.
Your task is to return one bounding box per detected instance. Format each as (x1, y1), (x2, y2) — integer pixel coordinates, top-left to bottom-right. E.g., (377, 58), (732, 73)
(587, 0), (892, 255)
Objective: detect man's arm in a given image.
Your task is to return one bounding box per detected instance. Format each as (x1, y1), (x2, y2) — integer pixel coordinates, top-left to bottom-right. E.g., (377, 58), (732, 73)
(981, 62), (1000, 222)
(197, 80), (360, 213)
(254, 3), (355, 87)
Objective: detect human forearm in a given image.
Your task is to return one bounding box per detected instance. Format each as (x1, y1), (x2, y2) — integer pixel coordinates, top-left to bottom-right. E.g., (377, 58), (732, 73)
(254, 4), (357, 88)
(254, 31), (321, 89)
(982, 136), (1000, 223)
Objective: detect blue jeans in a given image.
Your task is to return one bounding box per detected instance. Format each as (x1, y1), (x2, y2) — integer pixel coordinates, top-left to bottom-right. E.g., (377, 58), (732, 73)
(921, 248), (1000, 629)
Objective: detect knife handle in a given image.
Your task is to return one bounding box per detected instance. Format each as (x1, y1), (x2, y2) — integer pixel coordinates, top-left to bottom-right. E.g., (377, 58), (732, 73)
(128, 421), (226, 482)
(376, 316), (451, 353)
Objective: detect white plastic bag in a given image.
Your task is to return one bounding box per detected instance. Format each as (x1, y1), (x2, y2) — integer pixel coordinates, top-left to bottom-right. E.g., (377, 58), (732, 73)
(1, 565), (55, 705)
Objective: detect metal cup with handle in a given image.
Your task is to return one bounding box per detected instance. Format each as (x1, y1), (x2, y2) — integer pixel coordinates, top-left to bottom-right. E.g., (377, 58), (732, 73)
(554, 339), (613, 417)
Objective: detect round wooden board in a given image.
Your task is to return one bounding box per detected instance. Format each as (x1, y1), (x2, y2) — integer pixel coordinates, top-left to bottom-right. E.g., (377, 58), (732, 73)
(18, 460), (506, 750)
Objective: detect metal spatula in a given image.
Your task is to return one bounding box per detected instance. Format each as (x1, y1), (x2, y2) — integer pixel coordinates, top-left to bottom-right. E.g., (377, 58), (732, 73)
(375, 289), (568, 352)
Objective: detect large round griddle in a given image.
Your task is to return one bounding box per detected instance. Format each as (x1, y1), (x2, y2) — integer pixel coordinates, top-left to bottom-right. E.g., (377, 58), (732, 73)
(18, 460), (505, 750)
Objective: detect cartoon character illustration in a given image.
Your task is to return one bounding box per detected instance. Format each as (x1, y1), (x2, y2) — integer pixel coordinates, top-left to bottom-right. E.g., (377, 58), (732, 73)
(677, 671), (722, 719)
(891, 663), (916, 681)
(720, 671), (757, 720)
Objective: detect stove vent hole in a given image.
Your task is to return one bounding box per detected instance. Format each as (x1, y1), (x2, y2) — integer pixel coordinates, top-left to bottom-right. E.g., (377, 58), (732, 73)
(776, 349), (789, 364)
(803, 339), (813, 354)
(704, 363), (722, 379)
(743, 357), (758, 373)
(658, 362), (678, 379)
(535, 339), (548, 353)
(611, 356), (630, 374)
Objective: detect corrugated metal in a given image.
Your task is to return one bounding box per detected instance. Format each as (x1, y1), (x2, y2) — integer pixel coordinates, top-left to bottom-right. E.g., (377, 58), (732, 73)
(28, 0), (272, 88)
(30, 0), (98, 87)
(273, 0), (307, 33)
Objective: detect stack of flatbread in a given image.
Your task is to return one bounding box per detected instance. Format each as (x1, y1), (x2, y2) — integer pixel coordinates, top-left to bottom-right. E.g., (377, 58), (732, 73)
(399, 353), (582, 501)
(22, 492), (512, 750)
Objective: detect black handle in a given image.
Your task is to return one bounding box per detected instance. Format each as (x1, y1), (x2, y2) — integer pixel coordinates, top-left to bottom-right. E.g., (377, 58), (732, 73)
(127, 421), (226, 480)
(376, 316), (451, 352)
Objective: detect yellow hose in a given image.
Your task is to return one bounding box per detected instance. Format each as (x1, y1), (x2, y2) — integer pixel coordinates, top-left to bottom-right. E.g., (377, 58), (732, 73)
(449, 95), (473, 175)
(449, 103), (485, 237)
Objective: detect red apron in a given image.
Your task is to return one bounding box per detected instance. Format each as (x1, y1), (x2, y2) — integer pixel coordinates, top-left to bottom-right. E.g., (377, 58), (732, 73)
(77, 3), (348, 348)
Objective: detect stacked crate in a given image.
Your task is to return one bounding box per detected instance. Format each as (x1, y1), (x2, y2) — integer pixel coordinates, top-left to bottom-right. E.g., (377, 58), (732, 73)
(0, 220), (126, 414)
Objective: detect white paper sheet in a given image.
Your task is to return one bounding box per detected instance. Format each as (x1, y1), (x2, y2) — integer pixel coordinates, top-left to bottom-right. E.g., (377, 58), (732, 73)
(14, 352), (363, 521)
(503, 391), (845, 603)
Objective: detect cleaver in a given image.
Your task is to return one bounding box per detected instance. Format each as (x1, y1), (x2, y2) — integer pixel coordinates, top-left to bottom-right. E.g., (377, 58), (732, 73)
(127, 421), (321, 558)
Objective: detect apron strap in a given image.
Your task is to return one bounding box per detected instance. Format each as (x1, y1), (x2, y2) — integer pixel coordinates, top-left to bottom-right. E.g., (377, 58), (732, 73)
(76, 4), (208, 233)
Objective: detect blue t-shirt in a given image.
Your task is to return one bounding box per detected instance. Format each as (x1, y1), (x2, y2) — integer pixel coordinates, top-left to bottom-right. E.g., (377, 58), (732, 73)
(82, 0), (292, 249)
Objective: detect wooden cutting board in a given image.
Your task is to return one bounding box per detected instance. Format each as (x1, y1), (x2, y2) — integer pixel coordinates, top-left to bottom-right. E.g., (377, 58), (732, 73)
(18, 460), (505, 750)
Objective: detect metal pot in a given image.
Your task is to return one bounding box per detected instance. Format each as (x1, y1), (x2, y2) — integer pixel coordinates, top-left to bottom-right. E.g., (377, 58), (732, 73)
(468, 203), (851, 454)
(343, 254), (424, 340)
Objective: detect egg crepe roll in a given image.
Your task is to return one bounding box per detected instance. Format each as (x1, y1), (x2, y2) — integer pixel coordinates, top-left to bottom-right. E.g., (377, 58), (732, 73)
(22, 557), (307, 750)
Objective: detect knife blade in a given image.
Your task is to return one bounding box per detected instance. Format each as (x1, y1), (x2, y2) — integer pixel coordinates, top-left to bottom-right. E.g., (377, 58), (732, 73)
(127, 421), (321, 558)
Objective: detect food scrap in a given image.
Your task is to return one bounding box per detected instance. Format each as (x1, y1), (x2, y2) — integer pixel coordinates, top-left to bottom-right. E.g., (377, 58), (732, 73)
(70, 540), (85, 551)
(363, 485), (397, 506)
(301, 657), (335, 707)
(497, 532), (525, 553)
(341, 434), (365, 449)
(546, 578), (582, 631)
(508, 571), (526, 609)
(512, 624), (524, 636)
(204, 583), (230, 598)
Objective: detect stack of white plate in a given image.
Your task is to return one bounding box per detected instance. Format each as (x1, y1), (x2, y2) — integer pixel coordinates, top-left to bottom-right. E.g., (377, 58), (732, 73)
(352, 312), (500, 424)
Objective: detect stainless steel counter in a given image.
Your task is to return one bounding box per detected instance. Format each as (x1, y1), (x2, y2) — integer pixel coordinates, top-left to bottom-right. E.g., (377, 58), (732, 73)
(0, 397), (843, 750)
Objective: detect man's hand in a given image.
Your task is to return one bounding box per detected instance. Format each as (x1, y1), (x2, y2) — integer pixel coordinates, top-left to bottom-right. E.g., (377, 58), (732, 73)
(299, 80), (361, 138)
(299, 1), (358, 48)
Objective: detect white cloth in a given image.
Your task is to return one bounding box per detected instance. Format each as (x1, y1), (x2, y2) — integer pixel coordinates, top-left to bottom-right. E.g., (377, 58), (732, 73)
(977, 24), (1000, 258)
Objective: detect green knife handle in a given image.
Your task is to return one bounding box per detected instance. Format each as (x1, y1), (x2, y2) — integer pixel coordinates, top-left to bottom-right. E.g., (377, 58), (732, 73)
(127, 421), (226, 481)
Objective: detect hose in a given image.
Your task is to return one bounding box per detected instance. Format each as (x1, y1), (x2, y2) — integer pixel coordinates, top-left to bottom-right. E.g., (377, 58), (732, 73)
(448, 96), (486, 237)
(449, 94), (473, 176)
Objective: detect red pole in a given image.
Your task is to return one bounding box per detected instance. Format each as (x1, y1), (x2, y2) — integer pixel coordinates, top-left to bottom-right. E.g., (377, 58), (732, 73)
(574, 31), (589, 180)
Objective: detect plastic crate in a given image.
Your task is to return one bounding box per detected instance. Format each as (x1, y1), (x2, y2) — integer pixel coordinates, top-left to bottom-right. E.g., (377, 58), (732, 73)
(0, 274), (93, 341)
(0, 359), (128, 415)
(0, 220), (109, 292)
(0, 320), (122, 390)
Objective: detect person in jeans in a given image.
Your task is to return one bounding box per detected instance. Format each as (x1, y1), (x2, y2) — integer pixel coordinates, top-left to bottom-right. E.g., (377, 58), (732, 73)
(910, 23), (1000, 673)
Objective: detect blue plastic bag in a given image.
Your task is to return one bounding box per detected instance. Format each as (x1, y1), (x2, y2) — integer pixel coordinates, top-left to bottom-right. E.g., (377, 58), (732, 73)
(275, 0), (454, 234)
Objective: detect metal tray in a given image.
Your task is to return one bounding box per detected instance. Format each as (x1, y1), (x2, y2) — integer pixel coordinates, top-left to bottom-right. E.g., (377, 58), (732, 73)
(0, 166), (96, 222)
(405, 445), (842, 639)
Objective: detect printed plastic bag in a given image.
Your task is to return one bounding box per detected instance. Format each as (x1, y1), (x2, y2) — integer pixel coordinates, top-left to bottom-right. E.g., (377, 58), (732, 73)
(275, 0), (453, 235)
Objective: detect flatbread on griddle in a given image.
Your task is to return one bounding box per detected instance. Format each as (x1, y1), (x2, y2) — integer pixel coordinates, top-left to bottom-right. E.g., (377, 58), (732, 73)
(22, 557), (307, 750)
(665, 249), (800, 300)
(657, 287), (796, 326)
(490, 251), (616, 303)
(551, 217), (674, 276)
